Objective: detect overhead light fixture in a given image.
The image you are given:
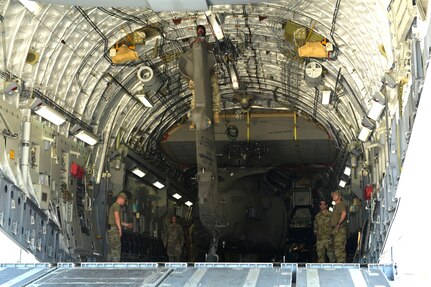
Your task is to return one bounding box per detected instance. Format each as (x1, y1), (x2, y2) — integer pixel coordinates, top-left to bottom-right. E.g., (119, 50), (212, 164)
(136, 93), (153, 108)
(343, 166), (352, 176)
(321, 90), (332, 105)
(231, 77), (239, 90)
(32, 100), (67, 126)
(152, 180), (165, 189)
(132, 167), (146, 178)
(185, 201), (193, 207)
(206, 12), (225, 41)
(358, 126), (372, 142)
(339, 179), (347, 188)
(338, 174), (349, 188)
(19, 0), (42, 13)
(74, 129), (98, 146)
(367, 98), (385, 121)
(2, 80), (20, 94)
(358, 116), (375, 142)
(172, 193), (182, 200)
(228, 64), (239, 90)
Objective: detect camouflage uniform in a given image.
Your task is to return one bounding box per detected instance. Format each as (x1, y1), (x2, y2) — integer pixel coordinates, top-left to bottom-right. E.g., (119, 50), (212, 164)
(330, 200), (347, 263)
(164, 223), (185, 262)
(314, 210), (335, 263)
(107, 202), (122, 262)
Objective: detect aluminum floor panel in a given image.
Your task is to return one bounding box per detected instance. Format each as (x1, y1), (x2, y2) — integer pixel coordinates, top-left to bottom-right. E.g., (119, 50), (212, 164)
(255, 268), (292, 287)
(160, 267), (292, 287)
(27, 267), (171, 286)
(0, 264), (53, 287)
(296, 267), (391, 287)
(0, 263), (393, 286)
(361, 268), (392, 286)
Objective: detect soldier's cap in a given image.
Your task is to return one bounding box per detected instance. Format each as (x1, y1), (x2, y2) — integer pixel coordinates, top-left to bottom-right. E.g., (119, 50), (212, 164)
(331, 190), (342, 197)
(117, 191), (128, 200)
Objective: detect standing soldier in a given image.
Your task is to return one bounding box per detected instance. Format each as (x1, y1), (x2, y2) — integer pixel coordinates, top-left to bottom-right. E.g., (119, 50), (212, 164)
(330, 190), (347, 262)
(314, 199), (335, 263)
(107, 191), (132, 262)
(163, 215), (185, 262)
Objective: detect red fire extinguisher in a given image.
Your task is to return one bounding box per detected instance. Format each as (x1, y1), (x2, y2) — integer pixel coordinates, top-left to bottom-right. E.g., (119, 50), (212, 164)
(364, 184), (373, 200)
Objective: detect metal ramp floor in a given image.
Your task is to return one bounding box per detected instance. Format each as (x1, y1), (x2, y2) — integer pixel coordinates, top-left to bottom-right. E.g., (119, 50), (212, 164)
(0, 262), (394, 287)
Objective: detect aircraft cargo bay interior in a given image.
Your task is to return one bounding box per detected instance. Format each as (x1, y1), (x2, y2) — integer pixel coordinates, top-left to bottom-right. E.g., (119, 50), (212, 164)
(0, 0), (430, 286)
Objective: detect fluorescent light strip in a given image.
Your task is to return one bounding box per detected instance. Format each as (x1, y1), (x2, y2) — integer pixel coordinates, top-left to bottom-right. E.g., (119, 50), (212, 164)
(185, 201), (193, 207)
(339, 180), (347, 188)
(74, 130), (98, 146)
(137, 94), (153, 108)
(34, 106), (67, 126)
(321, 91), (331, 105)
(367, 99), (385, 121)
(344, 166), (351, 176)
(172, 193), (182, 200)
(229, 65), (239, 90)
(19, 0), (42, 13)
(132, 168), (146, 178)
(152, 181), (165, 189)
(358, 126), (372, 142)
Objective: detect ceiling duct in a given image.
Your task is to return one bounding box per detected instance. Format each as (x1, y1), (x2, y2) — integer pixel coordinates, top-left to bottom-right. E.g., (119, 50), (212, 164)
(304, 61), (323, 87)
(26, 49), (39, 65)
(137, 66), (154, 83)
(137, 66), (161, 96)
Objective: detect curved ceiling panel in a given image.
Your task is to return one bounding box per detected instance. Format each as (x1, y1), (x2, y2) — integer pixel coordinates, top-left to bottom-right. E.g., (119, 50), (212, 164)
(0, 0), (393, 176)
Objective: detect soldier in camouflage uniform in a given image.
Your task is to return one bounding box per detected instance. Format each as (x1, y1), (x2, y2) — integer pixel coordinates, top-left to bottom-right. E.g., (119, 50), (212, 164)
(330, 190), (347, 263)
(107, 192), (132, 262)
(163, 215), (185, 262)
(314, 199), (335, 263)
